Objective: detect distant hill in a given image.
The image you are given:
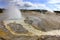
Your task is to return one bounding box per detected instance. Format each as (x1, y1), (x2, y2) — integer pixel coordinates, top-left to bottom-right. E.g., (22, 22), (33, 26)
(54, 11), (60, 13)
(21, 9), (47, 13)
(0, 8), (5, 13)
(0, 8), (47, 14)
(0, 8), (60, 15)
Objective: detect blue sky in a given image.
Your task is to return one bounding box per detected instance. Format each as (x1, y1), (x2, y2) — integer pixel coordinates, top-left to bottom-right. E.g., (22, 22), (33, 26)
(23, 0), (60, 11)
(0, 0), (60, 11)
(23, 0), (48, 4)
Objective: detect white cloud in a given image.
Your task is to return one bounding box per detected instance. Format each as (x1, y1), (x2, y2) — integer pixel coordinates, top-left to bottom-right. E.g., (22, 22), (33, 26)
(47, 0), (60, 11)
(48, 0), (60, 4)
(23, 2), (33, 7)
(0, 0), (59, 11)
(19, 2), (46, 9)
(3, 0), (23, 4)
(53, 4), (60, 11)
(19, 2), (53, 12)
(54, 4), (60, 8)
(20, 2), (46, 9)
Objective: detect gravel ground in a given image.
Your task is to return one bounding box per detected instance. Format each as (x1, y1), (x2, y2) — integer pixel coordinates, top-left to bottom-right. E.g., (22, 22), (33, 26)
(38, 35), (60, 40)
(7, 23), (28, 33)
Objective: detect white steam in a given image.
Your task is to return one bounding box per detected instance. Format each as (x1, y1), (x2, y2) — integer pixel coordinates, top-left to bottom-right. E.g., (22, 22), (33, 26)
(0, 0), (23, 21)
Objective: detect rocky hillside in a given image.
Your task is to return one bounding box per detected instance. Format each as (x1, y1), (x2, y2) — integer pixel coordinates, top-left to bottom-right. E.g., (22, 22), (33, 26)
(0, 9), (60, 40)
